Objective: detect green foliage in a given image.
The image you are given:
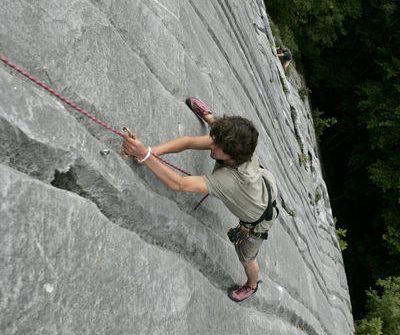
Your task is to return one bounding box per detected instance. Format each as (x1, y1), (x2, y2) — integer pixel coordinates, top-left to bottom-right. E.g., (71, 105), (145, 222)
(269, 19), (299, 55)
(265, 0), (361, 53)
(312, 109), (337, 141)
(382, 207), (400, 260)
(278, 25), (299, 56)
(368, 160), (400, 194)
(267, 0), (400, 320)
(356, 277), (400, 335)
(383, 225), (400, 257)
(355, 24), (400, 264)
(298, 86), (311, 101)
(336, 228), (348, 251)
(334, 217), (348, 251)
(356, 317), (383, 335)
(298, 152), (309, 167)
(358, 82), (400, 153)
(357, 80), (400, 202)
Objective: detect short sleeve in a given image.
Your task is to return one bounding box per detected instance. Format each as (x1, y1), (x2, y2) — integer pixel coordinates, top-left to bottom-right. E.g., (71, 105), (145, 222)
(204, 168), (235, 200)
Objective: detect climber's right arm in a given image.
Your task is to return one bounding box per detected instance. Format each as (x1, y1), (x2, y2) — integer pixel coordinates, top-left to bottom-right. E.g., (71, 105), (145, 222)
(152, 135), (212, 156)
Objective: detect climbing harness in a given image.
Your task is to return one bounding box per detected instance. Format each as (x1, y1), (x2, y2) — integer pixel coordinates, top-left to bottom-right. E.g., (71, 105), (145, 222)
(227, 177), (278, 245)
(0, 54), (209, 208)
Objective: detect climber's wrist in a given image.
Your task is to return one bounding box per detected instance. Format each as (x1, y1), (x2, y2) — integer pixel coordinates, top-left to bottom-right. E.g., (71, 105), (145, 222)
(137, 147), (152, 163)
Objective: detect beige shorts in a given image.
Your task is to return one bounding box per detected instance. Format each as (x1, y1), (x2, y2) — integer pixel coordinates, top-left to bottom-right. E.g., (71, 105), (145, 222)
(235, 234), (264, 263)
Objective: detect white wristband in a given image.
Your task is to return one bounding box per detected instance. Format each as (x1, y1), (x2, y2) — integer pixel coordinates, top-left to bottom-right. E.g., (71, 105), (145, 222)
(137, 147), (152, 163)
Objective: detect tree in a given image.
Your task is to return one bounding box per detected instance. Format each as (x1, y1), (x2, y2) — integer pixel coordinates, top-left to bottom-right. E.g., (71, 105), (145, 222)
(266, 0), (400, 323)
(265, 0), (361, 55)
(356, 277), (400, 335)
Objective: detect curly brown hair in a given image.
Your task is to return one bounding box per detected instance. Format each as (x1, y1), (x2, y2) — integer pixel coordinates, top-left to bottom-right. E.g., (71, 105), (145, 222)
(210, 116), (258, 165)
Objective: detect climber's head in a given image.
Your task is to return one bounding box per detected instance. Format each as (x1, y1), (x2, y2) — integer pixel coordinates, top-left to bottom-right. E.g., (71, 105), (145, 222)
(209, 116), (258, 166)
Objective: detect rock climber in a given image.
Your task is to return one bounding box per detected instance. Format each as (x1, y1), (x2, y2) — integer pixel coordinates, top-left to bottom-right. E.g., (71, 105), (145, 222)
(277, 47), (292, 72)
(122, 97), (279, 302)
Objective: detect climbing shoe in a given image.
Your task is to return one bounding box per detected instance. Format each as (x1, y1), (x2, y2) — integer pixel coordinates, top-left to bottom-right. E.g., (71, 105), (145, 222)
(229, 283), (258, 302)
(185, 97), (214, 124)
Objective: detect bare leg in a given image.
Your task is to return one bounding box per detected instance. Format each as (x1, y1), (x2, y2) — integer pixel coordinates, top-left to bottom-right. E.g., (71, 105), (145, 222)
(241, 259), (259, 288)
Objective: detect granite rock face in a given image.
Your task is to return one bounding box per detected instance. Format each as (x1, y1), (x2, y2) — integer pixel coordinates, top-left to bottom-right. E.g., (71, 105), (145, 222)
(0, 1), (353, 334)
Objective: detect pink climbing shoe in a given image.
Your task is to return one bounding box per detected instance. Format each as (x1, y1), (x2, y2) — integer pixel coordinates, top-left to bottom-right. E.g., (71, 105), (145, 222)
(229, 283), (258, 302)
(185, 97), (214, 124)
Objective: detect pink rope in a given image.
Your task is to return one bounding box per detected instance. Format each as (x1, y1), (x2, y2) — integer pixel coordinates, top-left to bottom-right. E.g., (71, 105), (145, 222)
(0, 54), (124, 137)
(1, 54), (209, 207)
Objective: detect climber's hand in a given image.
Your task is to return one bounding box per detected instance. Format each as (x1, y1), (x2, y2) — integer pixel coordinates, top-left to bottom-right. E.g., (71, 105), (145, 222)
(122, 133), (148, 160)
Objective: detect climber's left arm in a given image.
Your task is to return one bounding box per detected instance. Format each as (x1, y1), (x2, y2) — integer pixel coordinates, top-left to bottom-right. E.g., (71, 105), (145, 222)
(122, 134), (209, 194)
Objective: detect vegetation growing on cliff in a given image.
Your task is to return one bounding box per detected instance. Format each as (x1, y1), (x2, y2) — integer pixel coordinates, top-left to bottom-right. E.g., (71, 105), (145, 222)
(265, 0), (400, 331)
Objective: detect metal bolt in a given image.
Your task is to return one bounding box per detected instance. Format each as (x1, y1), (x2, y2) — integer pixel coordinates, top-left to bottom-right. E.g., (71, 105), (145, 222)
(100, 149), (110, 156)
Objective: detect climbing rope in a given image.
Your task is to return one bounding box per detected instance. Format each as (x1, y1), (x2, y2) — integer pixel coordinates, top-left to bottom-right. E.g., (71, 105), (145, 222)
(0, 55), (124, 137)
(0, 54), (209, 207)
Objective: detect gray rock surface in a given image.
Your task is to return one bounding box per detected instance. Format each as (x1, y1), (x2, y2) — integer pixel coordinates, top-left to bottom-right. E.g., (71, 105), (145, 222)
(0, 0), (354, 334)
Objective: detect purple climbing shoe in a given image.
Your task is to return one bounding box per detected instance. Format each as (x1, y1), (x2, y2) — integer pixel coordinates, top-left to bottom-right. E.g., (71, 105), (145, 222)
(185, 97), (214, 123)
(229, 283), (258, 302)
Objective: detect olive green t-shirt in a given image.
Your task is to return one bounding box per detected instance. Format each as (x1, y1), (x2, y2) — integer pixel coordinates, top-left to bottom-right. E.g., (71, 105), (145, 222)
(204, 153), (278, 233)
